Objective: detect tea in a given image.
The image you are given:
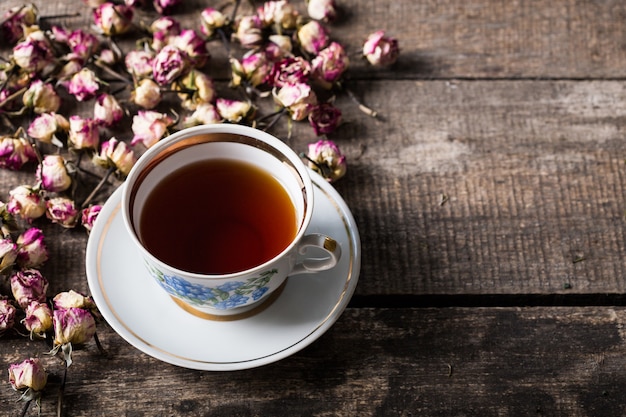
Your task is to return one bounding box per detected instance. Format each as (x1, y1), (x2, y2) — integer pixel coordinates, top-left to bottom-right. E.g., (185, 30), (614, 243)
(138, 158), (297, 274)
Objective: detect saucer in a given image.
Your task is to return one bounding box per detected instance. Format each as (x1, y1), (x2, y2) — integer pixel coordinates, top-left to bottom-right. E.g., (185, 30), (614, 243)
(85, 170), (361, 371)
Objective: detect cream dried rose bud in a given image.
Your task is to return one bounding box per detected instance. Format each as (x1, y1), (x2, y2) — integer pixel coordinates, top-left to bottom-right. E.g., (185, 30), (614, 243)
(273, 82), (318, 121)
(11, 268), (49, 309)
(363, 30), (400, 66)
(125, 50), (154, 79)
(131, 78), (162, 109)
(168, 29), (209, 68)
(54, 290), (97, 311)
(216, 98), (254, 123)
(200, 7), (228, 38)
(0, 298), (17, 335)
(46, 197), (80, 228)
(23, 79), (61, 114)
(233, 15), (263, 49)
(258, 0), (299, 30)
(7, 186), (46, 223)
(27, 113), (69, 146)
(305, 139), (347, 182)
(296, 20), (329, 55)
(12, 28), (55, 75)
(174, 69), (216, 110)
(81, 205), (102, 234)
(0, 238), (17, 273)
(93, 137), (137, 177)
(53, 307), (96, 347)
(93, 2), (133, 36)
(36, 155), (72, 193)
(1, 4), (38, 45)
(230, 51), (271, 88)
(68, 115), (100, 151)
(183, 103), (222, 127)
(8, 358), (47, 394)
(0, 136), (37, 170)
(94, 93), (124, 127)
(23, 301), (53, 339)
(131, 111), (174, 148)
(307, 0), (337, 22)
(16, 227), (49, 269)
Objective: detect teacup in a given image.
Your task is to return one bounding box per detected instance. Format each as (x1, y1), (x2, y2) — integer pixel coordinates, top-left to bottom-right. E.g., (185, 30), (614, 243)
(121, 124), (341, 315)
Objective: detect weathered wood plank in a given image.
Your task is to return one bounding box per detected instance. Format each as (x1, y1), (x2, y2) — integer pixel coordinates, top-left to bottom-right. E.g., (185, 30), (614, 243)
(2, 307), (626, 416)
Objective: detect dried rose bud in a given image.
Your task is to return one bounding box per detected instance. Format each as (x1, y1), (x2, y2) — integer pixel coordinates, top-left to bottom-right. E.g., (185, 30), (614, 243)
(200, 7), (228, 38)
(230, 51), (271, 88)
(308, 103), (342, 136)
(183, 102), (222, 127)
(307, 0), (337, 22)
(152, 45), (189, 85)
(269, 56), (311, 88)
(7, 186), (46, 223)
(232, 15), (263, 49)
(56, 56), (84, 80)
(97, 48), (118, 65)
(66, 67), (100, 102)
(174, 69), (216, 110)
(36, 155), (72, 193)
(131, 111), (174, 148)
(311, 41), (349, 89)
(53, 307), (96, 347)
(153, 0), (181, 15)
(1, 4), (39, 45)
(150, 16), (180, 50)
(27, 113), (69, 146)
(94, 94), (124, 127)
(363, 30), (400, 67)
(0, 238), (17, 273)
(125, 50), (154, 79)
(168, 29), (209, 68)
(306, 139), (347, 182)
(296, 20), (329, 55)
(22, 79), (61, 114)
(53, 290), (97, 311)
(16, 227), (49, 269)
(66, 29), (100, 62)
(11, 269), (48, 308)
(265, 35), (293, 60)
(273, 82), (318, 121)
(130, 78), (162, 109)
(0, 136), (37, 170)
(46, 197), (80, 228)
(8, 358), (47, 393)
(93, 2), (133, 36)
(12, 27), (55, 75)
(81, 205), (102, 234)
(0, 297), (17, 335)
(94, 137), (137, 177)
(216, 98), (254, 123)
(68, 115), (100, 151)
(23, 301), (53, 338)
(258, 1), (299, 30)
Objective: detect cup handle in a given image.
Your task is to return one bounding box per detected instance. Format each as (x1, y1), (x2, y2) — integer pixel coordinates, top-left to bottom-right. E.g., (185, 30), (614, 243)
(290, 234), (342, 275)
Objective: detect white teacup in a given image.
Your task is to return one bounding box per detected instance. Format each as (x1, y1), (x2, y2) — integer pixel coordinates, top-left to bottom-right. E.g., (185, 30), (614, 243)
(121, 124), (341, 315)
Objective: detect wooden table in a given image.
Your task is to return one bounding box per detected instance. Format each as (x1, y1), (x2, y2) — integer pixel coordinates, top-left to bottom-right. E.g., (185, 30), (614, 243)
(2, 0), (626, 415)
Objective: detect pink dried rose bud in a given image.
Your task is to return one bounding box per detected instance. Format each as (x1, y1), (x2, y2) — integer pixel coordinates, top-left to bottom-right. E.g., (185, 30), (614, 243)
(168, 29), (209, 68)
(308, 103), (342, 136)
(229, 51), (271, 88)
(125, 50), (155, 79)
(56, 56), (83, 79)
(16, 227), (49, 268)
(8, 357), (48, 393)
(306, 139), (347, 182)
(23, 301), (53, 338)
(273, 82), (318, 121)
(0, 136), (37, 170)
(296, 20), (329, 55)
(53, 307), (97, 347)
(12, 28), (55, 75)
(269, 56), (311, 88)
(174, 69), (216, 110)
(7, 186), (46, 223)
(36, 155), (72, 193)
(11, 268), (49, 309)
(22, 79), (61, 114)
(1, 4), (38, 45)
(258, 0), (299, 30)
(93, 137), (137, 177)
(216, 98), (254, 123)
(152, 45), (189, 85)
(131, 111), (174, 148)
(53, 290), (98, 312)
(150, 16), (180, 50)
(27, 113), (69, 146)
(68, 115), (100, 151)
(307, 0), (337, 22)
(233, 15), (263, 49)
(94, 94), (124, 126)
(81, 205), (102, 234)
(153, 0), (182, 15)
(311, 41), (349, 89)
(363, 30), (400, 66)
(131, 78), (162, 109)
(0, 297), (17, 335)
(265, 35), (293, 60)
(66, 29), (100, 62)
(0, 238), (17, 273)
(66, 67), (100, 102)
(183, 102), (222, 127)
(200, 7), (228, 38)
(46, 197), (80, 228)
(93, 2), (133, 36)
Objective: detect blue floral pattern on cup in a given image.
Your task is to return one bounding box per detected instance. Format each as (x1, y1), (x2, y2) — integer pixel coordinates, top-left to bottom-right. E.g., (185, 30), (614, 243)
(146, 264), (277, 310)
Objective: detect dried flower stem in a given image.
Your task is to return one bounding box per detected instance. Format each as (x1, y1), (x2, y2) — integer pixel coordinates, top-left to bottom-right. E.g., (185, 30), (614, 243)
(80, 167), (115, 209)
(19, 399), (31, 417)
(39, 12), (81, 21)
(57, 365), (68, 417)
(0, 87), (27, 110)
(344, 87), (378, 117)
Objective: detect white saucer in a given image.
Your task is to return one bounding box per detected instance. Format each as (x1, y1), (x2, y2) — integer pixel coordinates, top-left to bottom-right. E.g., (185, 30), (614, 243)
(85, 170), (361, 371)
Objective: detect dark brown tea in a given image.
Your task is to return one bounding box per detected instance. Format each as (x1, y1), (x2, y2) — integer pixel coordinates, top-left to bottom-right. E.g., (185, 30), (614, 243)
(138, 158), (297, 274)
